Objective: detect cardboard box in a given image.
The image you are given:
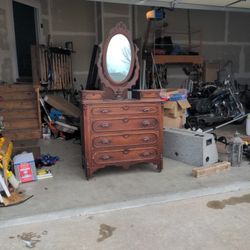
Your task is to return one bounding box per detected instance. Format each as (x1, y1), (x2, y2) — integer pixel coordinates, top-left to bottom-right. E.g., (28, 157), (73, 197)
(164, 116), (182, 129)
(204, 62), (220, 82)
(164, 99), (191, 118)
(13, 153), (37, 183)
(163, 99), (190, 128)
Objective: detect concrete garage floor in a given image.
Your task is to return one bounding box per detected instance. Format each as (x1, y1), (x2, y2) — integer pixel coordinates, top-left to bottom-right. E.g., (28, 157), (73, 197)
(1, 189), (250, 250)
(0, 124), (250, 228)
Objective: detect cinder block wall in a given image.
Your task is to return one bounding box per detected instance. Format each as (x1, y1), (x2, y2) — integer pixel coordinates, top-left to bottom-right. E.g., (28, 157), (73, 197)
(0, 0), (14, 83)
(135, 6), (250, 87)
(1, 1), (250, 89)
(41, 0), (96, 90)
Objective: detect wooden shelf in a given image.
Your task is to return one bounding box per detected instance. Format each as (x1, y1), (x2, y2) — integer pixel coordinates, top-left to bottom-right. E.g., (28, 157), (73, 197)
(154, 55), (203, 65)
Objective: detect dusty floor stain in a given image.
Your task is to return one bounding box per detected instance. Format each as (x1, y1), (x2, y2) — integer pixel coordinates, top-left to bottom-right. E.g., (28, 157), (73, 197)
(13, 231), (48, 248)
(42, 230), (48, 235)
(207, 193), (250, 209)
(17, 232), (41, 248)
(97, 224), (116, 242)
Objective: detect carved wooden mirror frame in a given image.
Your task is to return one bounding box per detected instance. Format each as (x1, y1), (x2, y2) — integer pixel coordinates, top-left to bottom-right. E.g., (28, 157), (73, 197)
(97, 22), (140, 99)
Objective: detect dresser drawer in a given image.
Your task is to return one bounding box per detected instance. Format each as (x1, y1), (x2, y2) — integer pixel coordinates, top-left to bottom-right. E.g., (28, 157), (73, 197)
(92, 117), (159, 132)
(92, 132), (158, 148)
(93, 147), (157, 164)
(91, 104), (159, 116)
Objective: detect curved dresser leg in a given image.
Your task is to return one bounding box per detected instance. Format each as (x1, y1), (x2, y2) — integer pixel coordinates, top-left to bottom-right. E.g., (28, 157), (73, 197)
(156, 161), (163, 172)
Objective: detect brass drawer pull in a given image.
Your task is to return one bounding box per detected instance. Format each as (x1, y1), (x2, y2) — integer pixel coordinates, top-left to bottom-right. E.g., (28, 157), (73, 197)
(142, 120), (151, 127)
(143, 136), (150, 142)
(122, 106), (129, 110)
(141, 151), (153, 157)
(100, 138), (111, 145)
(100, 155), (111, 160)
(123, 118), (129, 123)
(143, 107), (151, 112)
(123, 149), (129, 154)
(101, 109), (111, 113)
(100, 122), (110, 128)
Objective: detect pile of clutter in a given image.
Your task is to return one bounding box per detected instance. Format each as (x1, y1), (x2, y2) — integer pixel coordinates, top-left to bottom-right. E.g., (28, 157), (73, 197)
(40, 95), (80, 140)
(0, 135), (59, 207)
(160, 88), (191, 129)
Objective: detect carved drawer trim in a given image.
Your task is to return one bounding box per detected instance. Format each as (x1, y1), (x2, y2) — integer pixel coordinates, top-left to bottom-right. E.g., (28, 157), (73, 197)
(92, 117), (159, 132)
(92, 132), (158, 148)
(93, 147), (157, 164)
(91, 104), (159, 116)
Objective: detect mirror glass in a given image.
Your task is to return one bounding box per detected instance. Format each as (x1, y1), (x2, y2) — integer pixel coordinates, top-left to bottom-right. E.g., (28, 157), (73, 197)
(106, 34), (132, 83)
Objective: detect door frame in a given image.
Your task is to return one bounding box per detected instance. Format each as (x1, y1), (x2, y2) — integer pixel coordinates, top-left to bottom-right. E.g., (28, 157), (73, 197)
(8, 0), (42, 81)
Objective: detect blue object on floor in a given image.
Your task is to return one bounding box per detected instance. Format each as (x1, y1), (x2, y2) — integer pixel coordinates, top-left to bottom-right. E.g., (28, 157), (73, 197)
(37, 154), (60, 167)
(49, 108), (63, 121)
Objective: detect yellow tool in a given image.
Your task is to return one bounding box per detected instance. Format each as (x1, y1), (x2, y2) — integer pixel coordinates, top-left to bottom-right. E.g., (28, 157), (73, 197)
(0, 137), (19, 189)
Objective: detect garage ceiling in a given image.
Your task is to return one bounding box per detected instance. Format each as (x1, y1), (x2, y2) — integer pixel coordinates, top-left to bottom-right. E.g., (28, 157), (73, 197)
(89, 0), (250, 12)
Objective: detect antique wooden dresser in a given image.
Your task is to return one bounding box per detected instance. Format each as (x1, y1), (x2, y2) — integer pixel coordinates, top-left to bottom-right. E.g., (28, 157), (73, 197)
(81, 23), (163, 179)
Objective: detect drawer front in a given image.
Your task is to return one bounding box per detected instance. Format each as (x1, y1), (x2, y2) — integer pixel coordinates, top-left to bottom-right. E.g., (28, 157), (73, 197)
(92, 132), (158, 148)
(92, 117), (159, 132)
(93, 147), (157, 164)
(91, 104), (159, 116)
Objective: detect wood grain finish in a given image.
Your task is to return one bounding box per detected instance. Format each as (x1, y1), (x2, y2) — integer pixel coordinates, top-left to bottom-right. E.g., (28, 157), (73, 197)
(81, 92), (163, 179)
(154, 55), (203, 65)
(92, 132), (158, 148)
(82, 23), (163, 179)
(0, 85), (41, 141)
(91, 105), (159, 115)
(92, 117), (159, 132)
(93, 147), (157, 164)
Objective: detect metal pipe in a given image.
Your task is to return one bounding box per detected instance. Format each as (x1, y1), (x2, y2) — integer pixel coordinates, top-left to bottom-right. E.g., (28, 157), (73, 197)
(204, 113), (249, 133)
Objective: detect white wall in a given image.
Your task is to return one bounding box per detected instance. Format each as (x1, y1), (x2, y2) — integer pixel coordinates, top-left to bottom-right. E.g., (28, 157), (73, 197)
(1, 0), (250, 88)
(0, 0), (15, 83)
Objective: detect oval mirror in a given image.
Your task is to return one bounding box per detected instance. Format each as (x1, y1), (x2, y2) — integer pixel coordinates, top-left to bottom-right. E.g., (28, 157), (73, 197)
(106, 34), (132, 84)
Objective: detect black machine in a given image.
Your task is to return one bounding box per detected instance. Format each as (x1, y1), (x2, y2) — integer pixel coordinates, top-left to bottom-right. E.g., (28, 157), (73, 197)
(187, 75), (245, 129)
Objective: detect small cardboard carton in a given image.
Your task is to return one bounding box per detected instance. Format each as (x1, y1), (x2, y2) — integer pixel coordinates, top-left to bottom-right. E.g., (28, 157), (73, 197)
(204, 62), (220, 82)
(14, 153), (37, 183)
(163, 99), (190, 129)
(164, 116), (184, 129)
(164, 99), (191, 118)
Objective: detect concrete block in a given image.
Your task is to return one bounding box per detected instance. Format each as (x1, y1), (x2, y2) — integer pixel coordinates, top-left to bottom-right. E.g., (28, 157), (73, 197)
(135, 6), (150, 39)
(103, 17), (129, 38)
(167, 9), (191, 35)
(228, 12), (250, 42)
(52, 35), (96, 72)
(190, 10), (225, 42)
(235, 77), (250, 85)
(96, 3), (103, 43)
(0, 8), (9, 50)
(244, 46), (250, 72)
(1, 57), (12, 83)
(202, 45), (241, 73)
(39, 0), (48, 15)
(103, 3), (129, 15)
(73, 73), (88, 90)
(167, 67), (186, 76)
(42, 18), (49, 40)
(51, 0), (95, 33)
(164, 77), (186, 89)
